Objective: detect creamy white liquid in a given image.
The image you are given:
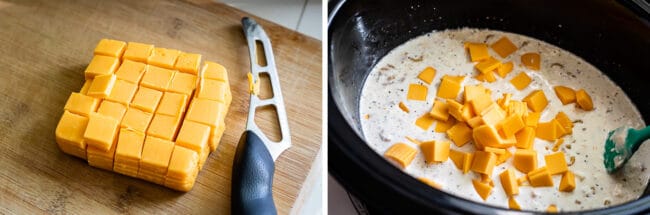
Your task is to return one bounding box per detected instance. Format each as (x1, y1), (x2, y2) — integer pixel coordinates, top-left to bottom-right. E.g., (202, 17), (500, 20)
(359, 28), (650, 212)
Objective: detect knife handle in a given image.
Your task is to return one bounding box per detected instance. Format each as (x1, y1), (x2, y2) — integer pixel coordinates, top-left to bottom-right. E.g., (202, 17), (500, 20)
(231, 130), (277, 215)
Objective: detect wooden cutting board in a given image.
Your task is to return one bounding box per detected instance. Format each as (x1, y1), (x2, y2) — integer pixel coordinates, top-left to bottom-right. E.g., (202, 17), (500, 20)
(0, 0), (322, 214)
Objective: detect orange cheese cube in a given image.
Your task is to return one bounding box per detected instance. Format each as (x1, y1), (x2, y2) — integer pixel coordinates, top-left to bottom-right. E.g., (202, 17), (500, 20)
(501, 114), (525, 138)
(484, 147), (506, 155)
(202, 61), (229, 82)
(463, 153), (475, 174)
(80, 79), (92, 95)
(523, 90), (548, 112)
(123, 42), (154, 63)
(420, 140), (450, 163)
(140, 65), (175, 91)
(446, 122), (472, 147)
(437, 75), (464, 99)
(497, 149), (512, 165)
(466, 42), (489, 62)
(553, 86), (576, 105)
(554, 112), (573, 134)
(165, 145), (200, 191)
(64, 92), (99, 117)
(524, 112), (540, 127)
(496, 62), (514, 78)
(384, 143), (417, 168)
(209, 123), (226, 152)
(449, 149), (467, 170)
(185, 98), (226, 128)
(429, 100), (450, 121)
(472, 179), (492, 201)
(96, 100), (127, 122)
(197, 78), (230, 104)
(547, 205), (558, 213)
(84, 55), (119, 80)
(131, 87), (163, 113)
(470, 96), (494, 115)
(480, 105), (506, 126)
(475, 57), (502, 74)
(464, 85), (491, 103)
(87, 74), (117, 99)
(156, 92), (189, 116)
(447, 99), (464, 121)
(139, 136), (174, 184)
(115, 60), (147, 84)
(55, 111), (89, 159)
(434, 117), (455, 132)
(521, 52), (541, 71)
(559, 171), (576, 192)
(535, 121), (556, 141)
(174, 52), (202, 74)
(121, 108), (154, 132)
(415, 113), (435, 130)
(527, 167), (553, 187)
(407, 84), (428, 101)
(515, 127), (535, 149)
(506, 101), (528, 117)
(509, 72), (532, 90)
(83, 113), (120, 152)
(147, 48), (181, 69)
(460, 105), (475, 122)
(467, 116), (484, 128)
(473, 125), (514, 149)
(418, 67), (437, 84)
(544, 152), (568, 175)
(471, 151), (497, 175)
(176, 121), (211, 166)
(106, 80), (137, 105)
(113, 128), (145, 177)
(508, 197), (521, 210)
(87, 140), (117, 171)
(483, 70), (497, 83)
(147, 114), (182, 141)
(417, 177), (442, 189)
(497, 93), (512, 109)
(513, 149), (537, 173)
(491, 36), (518, 58)
(398, 101), (410, 113)
(499, 168), (519, 196)
(94, 39), (126, 58)
(575, 89), (594, 111)
(168, 72), (197, 95)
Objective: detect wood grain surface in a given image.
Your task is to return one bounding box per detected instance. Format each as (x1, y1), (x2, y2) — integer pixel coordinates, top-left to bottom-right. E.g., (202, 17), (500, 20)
(0, 0), (322, 214)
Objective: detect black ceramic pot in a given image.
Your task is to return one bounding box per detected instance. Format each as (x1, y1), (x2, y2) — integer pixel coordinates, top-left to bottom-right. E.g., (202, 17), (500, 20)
(328, 0), (650, 214)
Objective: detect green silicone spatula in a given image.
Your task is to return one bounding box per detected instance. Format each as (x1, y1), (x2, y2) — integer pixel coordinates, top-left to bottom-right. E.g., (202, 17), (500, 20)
(604, 126), (650, 173)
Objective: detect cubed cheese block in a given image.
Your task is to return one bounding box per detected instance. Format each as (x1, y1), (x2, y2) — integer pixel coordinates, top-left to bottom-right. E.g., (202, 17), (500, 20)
(521, 52), (541, 71)
(420, 140), (450, 163)
(575, 89), (594, 111)
(131, 87), (163, 113)
(554, 112), (573, 134)
(501, 114), (525, 138)
(524, 112), (540, 127)
(471, 151), (497, 175)
(56, 40), (231, 192)
(415, 113), (435, 130)
(87, 74), (117, 99)
(64, 92), (99, 117)
(140, 65), (175, 91)
(472, 179), (492, 201)
(559, 171), (576, 192)
(84, 113), (120, 152)
(515, 127), (535, 149)
(123, 42), (154, 62)
(464, 85), (492, 103)
(437, 75), (464, 99)
(384, 143), (417, 168)
(527, 167), (554, 187)
(547, 205), (558, 213)
(475, 57), (502, 74)
(496, 62), (514, 78)
(544, 152), (568, 175)
(84, 55), (119, 80)
(429, 100), (450, 121)
(147, 48), (181, 69)
(115, 60), (147, 84)
(509, 72), (532, 90)
(417, 66), (436, 84)
(470, 95), (494, 115)
(465, 42), (489, 62)
(407, 84), (427, 101)
(508, 197), (521, 210)
(523, 90), (548, 112)
(553, 86), (576, 105)
(96, 100), (128, 122)
(449, 149), (468, 170)
(94, 39), (126, 58)
(55, 111), (89, 159)
(491, 36), (518, 58)
(434, 117), (456, 132)
(480, 105), (505, 126)
(473, 125), (514, 149)
(446, 122), (472, 147)
(174, 52), (202, 74)
(499, 168), (519, 196)
(513, 149), (537, 173)
(497, 149), (512, 165)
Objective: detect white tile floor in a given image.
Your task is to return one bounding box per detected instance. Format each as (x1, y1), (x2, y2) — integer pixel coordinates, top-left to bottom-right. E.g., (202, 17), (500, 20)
(219, 0), (322, 40)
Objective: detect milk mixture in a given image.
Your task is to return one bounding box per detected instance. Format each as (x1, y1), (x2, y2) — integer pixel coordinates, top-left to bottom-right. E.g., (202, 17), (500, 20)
(359, 28), (650, 211)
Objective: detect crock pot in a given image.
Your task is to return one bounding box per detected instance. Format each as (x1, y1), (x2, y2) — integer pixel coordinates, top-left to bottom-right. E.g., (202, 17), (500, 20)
(328, 0), (650, 214)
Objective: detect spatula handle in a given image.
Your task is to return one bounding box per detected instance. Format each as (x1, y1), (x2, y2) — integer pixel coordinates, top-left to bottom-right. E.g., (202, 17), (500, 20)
(231, 131), (277, 215)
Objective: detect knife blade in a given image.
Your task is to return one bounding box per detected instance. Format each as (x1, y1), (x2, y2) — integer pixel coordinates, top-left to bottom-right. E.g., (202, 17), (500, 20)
(231, 17), (292, 215)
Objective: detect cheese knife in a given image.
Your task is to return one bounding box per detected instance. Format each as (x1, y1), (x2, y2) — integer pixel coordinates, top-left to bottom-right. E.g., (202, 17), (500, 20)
(231, 17), (292, 215)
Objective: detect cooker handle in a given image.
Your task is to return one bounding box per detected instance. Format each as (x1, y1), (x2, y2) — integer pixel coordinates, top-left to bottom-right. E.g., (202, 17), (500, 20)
(231, 131), (277, 215)
(618, 0), (650, 21)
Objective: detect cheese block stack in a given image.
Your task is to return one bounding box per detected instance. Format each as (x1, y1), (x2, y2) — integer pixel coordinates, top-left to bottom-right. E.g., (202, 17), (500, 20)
(55, 39), (231, 191)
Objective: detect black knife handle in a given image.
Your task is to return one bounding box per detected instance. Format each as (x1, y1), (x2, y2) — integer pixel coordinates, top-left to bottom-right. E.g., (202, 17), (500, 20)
(231, 131), (277, 215)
